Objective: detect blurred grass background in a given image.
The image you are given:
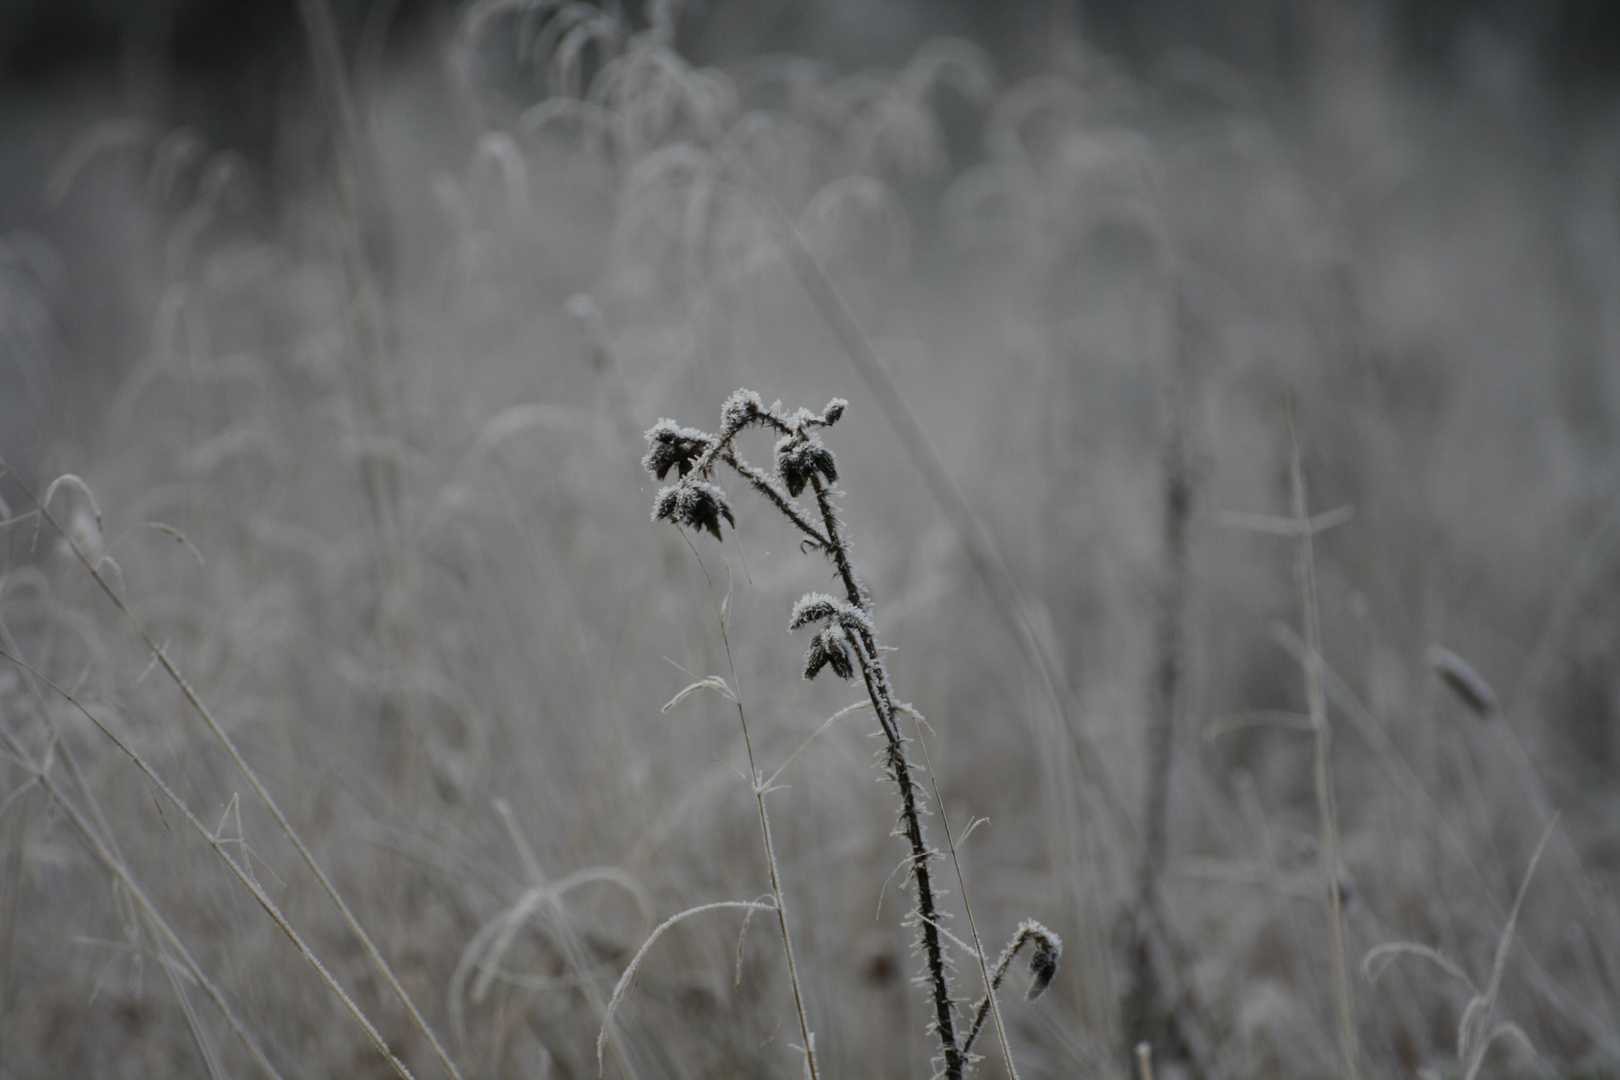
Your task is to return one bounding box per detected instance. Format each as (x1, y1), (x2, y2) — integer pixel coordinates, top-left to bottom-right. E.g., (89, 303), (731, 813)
(4, 2), (1620, 1078)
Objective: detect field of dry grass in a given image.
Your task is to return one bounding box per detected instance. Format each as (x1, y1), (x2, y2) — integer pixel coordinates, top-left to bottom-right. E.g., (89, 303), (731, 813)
(4, 4), (1620, 1078)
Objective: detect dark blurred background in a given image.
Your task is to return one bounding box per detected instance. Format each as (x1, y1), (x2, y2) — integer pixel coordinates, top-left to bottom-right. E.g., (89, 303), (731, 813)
(4, 0), (1617, 152)
(1, 0), (1617, 475)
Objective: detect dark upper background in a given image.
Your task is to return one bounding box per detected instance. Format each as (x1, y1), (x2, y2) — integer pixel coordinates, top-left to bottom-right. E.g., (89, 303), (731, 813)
(1, 0), (1617, 471)
(4, 0), (1618, 139)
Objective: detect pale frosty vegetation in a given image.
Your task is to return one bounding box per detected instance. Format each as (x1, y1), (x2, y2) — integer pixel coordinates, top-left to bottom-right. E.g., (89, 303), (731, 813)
(2, 3), (1620, 1080)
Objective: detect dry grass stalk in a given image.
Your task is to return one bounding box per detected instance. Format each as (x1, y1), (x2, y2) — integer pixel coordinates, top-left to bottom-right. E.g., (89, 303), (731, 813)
(0, 642), (413, 1080)
(1132, 278), (1199, 1066)
(1213, 397), (1360, 1080)
(1285, 400), (1360, 1080)
(0, 649), (289, 1080)
(647, 549), (822, 1080)
(6, 464), (463, 1080)
(1363, 819), (1557, 1080)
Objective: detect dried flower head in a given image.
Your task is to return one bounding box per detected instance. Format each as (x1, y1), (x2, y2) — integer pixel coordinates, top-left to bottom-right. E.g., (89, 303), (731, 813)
(804, 626), (855, 681)
(1022, 922), (1062, 999)
(652, 480), (735, 539)
(775, 435), (839, 497)
(643, 420), (710, 481)
(721, 388), (764, 434)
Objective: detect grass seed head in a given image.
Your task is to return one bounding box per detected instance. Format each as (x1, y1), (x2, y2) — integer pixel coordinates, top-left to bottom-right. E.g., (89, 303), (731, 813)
(1428, 644), (1498, 717)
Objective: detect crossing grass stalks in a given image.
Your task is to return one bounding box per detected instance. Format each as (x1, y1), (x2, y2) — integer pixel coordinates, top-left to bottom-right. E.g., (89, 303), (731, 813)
(3, 464), (455, 1080)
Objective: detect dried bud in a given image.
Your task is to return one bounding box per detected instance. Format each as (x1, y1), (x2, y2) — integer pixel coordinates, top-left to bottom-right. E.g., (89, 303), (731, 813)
(643, 420), (710, 481)
(775, 435), (839, 497)
(821, 398), (846, 424)
(1021, 921), (1062, 1000)
(721, 389), (764, 433)
(652, 480), (735, 540)
(804, 627), (855, 681)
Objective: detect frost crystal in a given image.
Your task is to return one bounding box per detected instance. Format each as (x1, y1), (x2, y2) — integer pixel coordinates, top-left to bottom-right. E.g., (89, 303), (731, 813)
(788, 593), (841, 630)
(643, 420), (710, 480)
(720, 389), (763, 433)
(788, 592), (873, 634)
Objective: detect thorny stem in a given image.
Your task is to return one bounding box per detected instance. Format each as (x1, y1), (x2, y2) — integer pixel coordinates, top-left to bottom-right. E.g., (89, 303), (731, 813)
(908, 712), (1019, 1079)
(721, 449), (829, 546)
(961, 928), (1046, 1058)
(654, 396), (1040, 1080)
(806, 474), (963, 1080)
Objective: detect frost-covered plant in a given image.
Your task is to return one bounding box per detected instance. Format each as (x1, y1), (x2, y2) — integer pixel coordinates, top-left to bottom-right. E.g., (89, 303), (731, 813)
(642, 389), (1060, 1080)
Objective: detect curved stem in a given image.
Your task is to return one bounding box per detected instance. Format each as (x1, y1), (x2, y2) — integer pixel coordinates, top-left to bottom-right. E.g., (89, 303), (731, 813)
(810, 474), (962, 1080)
